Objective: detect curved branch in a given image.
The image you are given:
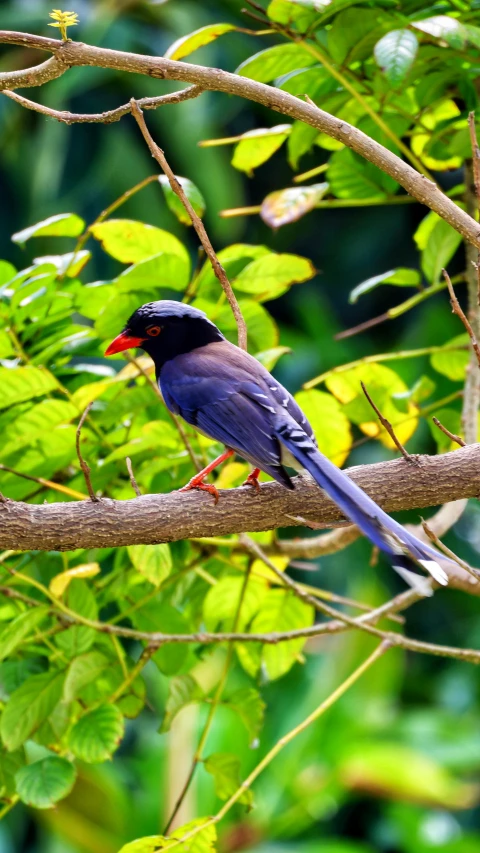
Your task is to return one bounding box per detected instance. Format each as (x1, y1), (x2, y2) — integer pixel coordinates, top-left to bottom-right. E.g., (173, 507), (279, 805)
(0, 54), (67, 89)
(3, 84), (204, 124)
(0, 445), (478, 552)
(0, 31), (479, 248)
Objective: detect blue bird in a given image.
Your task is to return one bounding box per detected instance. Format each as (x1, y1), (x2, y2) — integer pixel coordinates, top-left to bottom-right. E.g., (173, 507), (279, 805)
(106, 300), (451, 591)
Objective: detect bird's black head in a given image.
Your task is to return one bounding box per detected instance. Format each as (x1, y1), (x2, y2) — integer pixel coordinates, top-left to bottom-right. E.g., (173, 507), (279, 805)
(105, 300), (225, 372)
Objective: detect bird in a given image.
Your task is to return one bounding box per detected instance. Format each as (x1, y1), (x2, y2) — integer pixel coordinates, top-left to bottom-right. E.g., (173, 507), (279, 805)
(105, 299), (452, 593)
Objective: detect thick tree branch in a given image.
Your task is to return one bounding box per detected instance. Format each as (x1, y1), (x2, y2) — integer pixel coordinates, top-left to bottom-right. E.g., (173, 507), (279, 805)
(1, 31), (480, 248)
(0, 445), (478, 552)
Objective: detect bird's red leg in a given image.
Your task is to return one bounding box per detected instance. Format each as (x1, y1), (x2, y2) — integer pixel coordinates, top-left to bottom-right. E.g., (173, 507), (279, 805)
(242, 467), (261, 493)
(179, 448), (234, 504)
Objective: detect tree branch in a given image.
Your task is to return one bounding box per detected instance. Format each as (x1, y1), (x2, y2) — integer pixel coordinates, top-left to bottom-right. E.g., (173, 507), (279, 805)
(1, 31), (480, 248)
(3, 85), (204, 124)
(0, 445), (478, 552)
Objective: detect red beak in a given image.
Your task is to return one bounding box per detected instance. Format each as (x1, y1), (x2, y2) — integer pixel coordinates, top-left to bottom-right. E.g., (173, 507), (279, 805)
(104, 331), (146, 356)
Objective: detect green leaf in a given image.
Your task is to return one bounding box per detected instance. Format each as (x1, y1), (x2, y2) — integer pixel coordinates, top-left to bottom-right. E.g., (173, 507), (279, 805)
(267, 0), (326, 31)
(164, 23), (237, 60)
(212, 299), (279, 352)
(327, 149), (388, 200)
(430, 334), (469, 381)
(255, 345), (291, 371)
(328, 7), (393, 64)
(1, 399), (78, 456)
(158, 175), (206, 226)
(414, 212), (462, 284)
(132, 601), (190, 675)
(116, 252), (190, 293)
(12, 213), (85, 245)
(33, 250), (91, 278)
(225, 687), (266, 743)
(127, 544), (172, 587)
(89, 220), (189, 266)
(233, 253), (315, 300)
(236, 43), (316, 83)
(237, 590), (314, 681)
(0, 607), (49, 662)
(0, 367), (58, 410)
(15, 756), (76, 809)
(294, 389), (352, 466)
(260, 183), (329, 229)
(349, 268), (421, 303)
(63, 652), (110, 703)
(0, 747), (25, 799)
(374, 29), (418, 87)
(203, 576), (268, 631)
(0, 259), (16, 286)
(161, 674), (203, 732)
(0, 330), (14, 358)
(117, 819), (216, 853)
(204, 752), (253, 805)
(68, 704), (124, 763)
(194, 244), (271, 301)
(287, 121), (320, 169)
(232, 126), (291, 175)
(428, 408), (463, 453)
(1, 670), (65, 751)
(55, 580), (98, 658)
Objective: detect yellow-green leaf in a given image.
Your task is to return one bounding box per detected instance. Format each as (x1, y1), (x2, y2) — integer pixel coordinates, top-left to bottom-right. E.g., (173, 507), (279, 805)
(50, 563), (101, 598)
(164, 23), (237, 60)
(349, 268), (421, 304)
(326, 364), (418, 449)
(68, 704), (124, 763)
(0, 367), (58, 410)
(12, 213), (85, 245)
(117, 819), (216, 853)
(236, 43), (316, 83)
(430, 334), (470, 381)
(294, 389), (352, 466)
(89, 219), (189, 266)
(231, 126), (291, 174)
(204, 752), (253, 806)
(127, 544), (172, 587)
(233, 253), (315, 300)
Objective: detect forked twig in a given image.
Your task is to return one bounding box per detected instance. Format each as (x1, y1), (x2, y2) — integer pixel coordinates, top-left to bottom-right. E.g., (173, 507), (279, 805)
(443, 268), (480, 368)
(360, 382), (414, 462)
(76, 403), (99, 501)
(129, 98), (248, 351)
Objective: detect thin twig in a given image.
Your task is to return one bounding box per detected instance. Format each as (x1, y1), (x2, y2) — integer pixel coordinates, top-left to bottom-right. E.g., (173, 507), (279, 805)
(0, 463), (86, 501)
(443, 268), (480, 368)
(75, 403), (99, 501)
(432, 417), (466, 447)
(126, 457), (142, 497)
(360, 381), (414, 462)
(129, 98), (248, 351)
(421, 519), (480, 582)
(2, 85), (204, 124)
(157, 643), (387, 852)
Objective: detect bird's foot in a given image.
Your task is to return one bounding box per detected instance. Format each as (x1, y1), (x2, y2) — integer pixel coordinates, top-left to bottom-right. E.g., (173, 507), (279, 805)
(242, 468), (261, 494)
(179, 478), (219, 505)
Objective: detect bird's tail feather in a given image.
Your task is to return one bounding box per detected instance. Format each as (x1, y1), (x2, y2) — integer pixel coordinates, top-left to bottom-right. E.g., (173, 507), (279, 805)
(276, 420), (451, 589)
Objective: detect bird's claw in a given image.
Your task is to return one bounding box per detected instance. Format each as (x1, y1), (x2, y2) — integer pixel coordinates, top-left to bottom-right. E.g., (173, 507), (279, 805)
(242, 471), (261, 494)
(179, 479), (219, 505)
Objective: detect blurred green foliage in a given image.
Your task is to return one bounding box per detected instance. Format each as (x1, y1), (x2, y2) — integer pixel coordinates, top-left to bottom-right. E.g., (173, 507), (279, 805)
(1, 1), (480, 852)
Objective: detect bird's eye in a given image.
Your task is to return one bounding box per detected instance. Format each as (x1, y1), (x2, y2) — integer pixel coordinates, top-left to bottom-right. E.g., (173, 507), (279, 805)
(146, 325), (162, 337)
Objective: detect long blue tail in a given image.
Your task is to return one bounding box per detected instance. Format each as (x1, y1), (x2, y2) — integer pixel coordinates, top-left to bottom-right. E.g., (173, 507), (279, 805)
(276, 419), (451, 591)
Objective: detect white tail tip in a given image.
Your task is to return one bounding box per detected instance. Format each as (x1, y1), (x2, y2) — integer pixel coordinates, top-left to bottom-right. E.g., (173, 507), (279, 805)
(418, 559), (449, 586)
(393, 565), (434, 597)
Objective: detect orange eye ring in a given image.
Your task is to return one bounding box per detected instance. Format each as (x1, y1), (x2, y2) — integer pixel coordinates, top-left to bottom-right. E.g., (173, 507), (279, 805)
(146, 325), (162, 337)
